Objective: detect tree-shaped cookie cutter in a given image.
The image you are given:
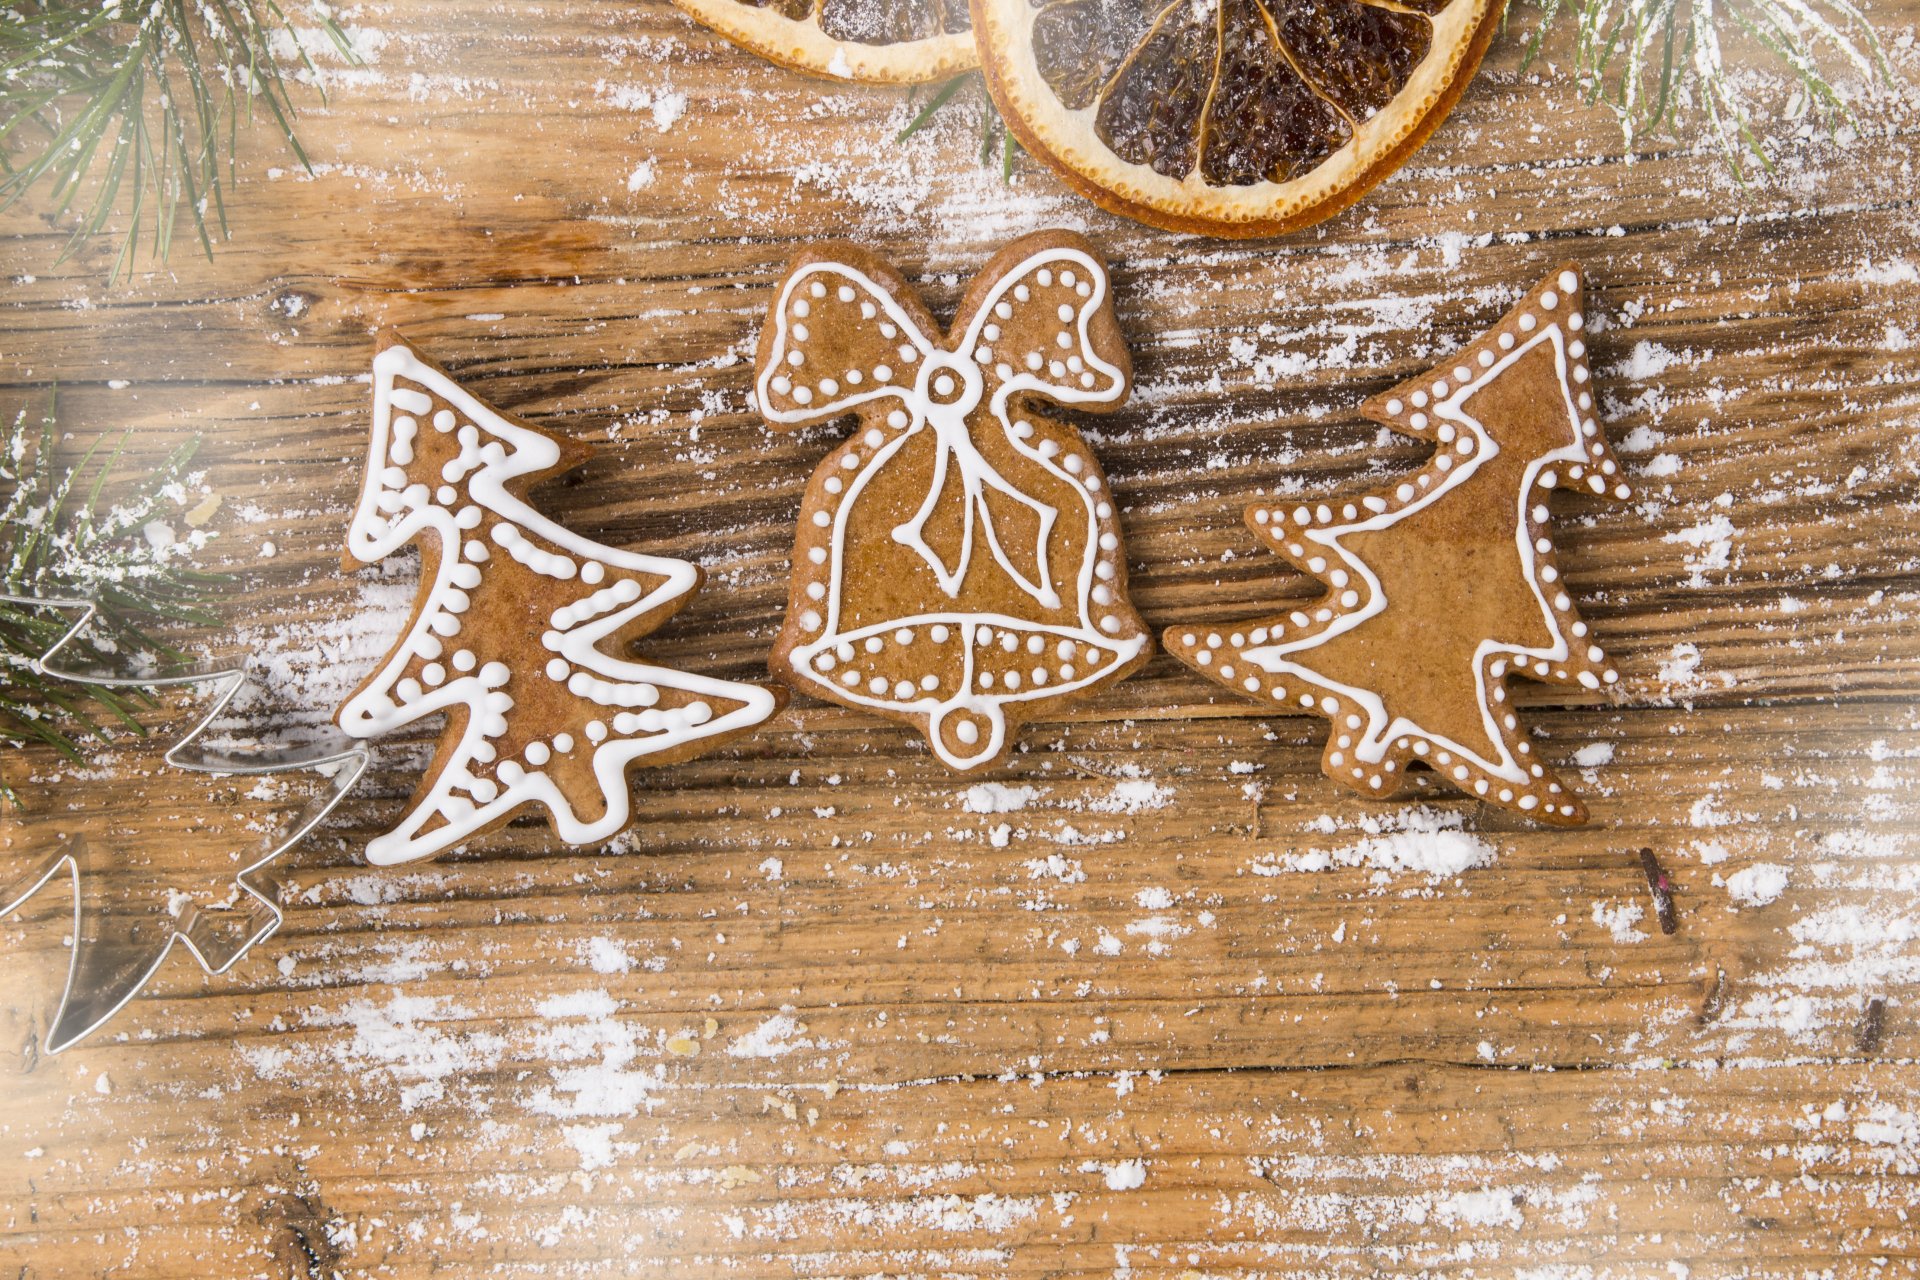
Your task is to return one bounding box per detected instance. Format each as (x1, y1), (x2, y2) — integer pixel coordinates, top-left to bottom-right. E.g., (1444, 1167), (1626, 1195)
(0, 593), (370, 1053)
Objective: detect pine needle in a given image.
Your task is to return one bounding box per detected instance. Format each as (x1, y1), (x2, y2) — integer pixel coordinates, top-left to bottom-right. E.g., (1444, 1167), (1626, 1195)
(896, 73), (972, 143)
(0, 0), (357, 283)
(897, 71), (1022, 182)
(1522, 0), (1890, 172)
(0, 395), (223, 806)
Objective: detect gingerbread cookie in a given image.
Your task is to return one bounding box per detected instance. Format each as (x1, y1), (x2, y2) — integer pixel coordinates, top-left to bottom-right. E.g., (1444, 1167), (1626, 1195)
(339, 334), (784, 864)
(756, 230), (1151, 770)
(1167, 264), (1627, 824)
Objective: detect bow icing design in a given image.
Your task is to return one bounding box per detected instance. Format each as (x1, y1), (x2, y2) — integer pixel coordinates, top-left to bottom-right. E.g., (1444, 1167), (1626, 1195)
(756, 242), (1130, 610)
(893, 350), (1059, 605)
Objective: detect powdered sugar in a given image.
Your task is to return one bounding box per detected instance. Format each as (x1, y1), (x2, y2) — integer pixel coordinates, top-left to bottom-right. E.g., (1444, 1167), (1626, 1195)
(1254, 807), (1498, 880)
(1591, 900), (1648, 944)
(726, 1009), (814, 1060)
(1726, 862), (1789, 907)
(1086, 779), (1174, 814)
(297, 994), (507, 1113)
(1573, 741), (1616, 768)
(963, 782), (1039, 814)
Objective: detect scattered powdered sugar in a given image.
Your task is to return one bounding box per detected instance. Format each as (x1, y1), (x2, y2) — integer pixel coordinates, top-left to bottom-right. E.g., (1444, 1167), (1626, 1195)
(1618, 340), (1694, 380)
(1852, 1105), (1920, 1175)
(579, 936), (637, 975)
(1591, 900), (1648, 944)
(1725, 863), (1790, 908)
(536, 989), (621, 1020)
(596, 80), (689, 133)
(821, 1190), (1043, 1235)
(1086, 778), (1174, 814)
(1254, 807), (1497, 880)
(1711, 827), (1919, 1045)
(1573, 741), (1616, 768)
(1691, 840), (1732, 866)
(963, 782), (1040, 814)
(562, 1122), (626, 1173)
(1657, 642), (1704, 687)
(524, 990), (668, 1122)
(230, 572), (417, 737)
(1024, 852), (1086, 884)
(303, 868), (451, 907)
(726, 1009), (814, 1060)
(1242, 1147), (1605, 1245)
(269, 20), (387, 93)
(1664, 513), (1738, 587)
(955, 774), (1174, 841)
(288, 994), (507, 1113)
(1102, 1159), (1147, 1191)
(1851, 257), (1920, 286)
(1436, 1188), (1525, 1230)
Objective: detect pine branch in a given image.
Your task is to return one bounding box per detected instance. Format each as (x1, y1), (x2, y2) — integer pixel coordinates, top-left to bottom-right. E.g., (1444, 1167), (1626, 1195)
(0, 395), (224, 806)
(0, 0), (358, 282)
(897, 72), (1022, 182)
(1522, 0), (1892, 173)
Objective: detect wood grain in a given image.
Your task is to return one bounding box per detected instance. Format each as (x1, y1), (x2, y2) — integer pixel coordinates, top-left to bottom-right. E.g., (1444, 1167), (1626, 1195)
(2, 0), (1918, 1274)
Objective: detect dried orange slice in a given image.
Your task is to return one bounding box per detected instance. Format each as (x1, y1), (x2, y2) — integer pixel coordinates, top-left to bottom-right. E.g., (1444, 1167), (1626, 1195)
(972, 0), (1503, 235)
(675, 0), (978, 83)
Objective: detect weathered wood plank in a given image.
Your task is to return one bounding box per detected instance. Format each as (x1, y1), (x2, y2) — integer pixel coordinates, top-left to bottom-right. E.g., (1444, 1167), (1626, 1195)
(2, 0), (1917, 1273)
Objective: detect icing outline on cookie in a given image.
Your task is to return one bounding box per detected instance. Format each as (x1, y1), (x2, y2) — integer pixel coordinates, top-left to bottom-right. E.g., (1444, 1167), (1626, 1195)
(1169, 265), (1627, 822)
(758, 235), (1151, 770)
(341, 339), (782, 864)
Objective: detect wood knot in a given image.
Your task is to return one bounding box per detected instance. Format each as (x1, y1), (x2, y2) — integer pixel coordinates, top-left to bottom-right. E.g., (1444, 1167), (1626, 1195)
(253, 1186), (342, 1278)
(268, 288), (319, 322)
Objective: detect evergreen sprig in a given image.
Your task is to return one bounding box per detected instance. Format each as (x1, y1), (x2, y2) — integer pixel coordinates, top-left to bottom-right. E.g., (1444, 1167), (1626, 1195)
(0, 0), (354, 281)
(898, 72), (1021, 181)
(0, 396), (223, 802)
(1523, 0), (1890, 177)
(902, 8), (1889, 183)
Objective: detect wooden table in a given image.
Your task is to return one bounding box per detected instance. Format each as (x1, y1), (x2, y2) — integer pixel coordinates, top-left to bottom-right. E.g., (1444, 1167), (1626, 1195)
(3, 2), (1918, 1273)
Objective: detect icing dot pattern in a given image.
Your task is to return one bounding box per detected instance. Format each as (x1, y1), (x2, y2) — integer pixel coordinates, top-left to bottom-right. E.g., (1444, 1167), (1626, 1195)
(755, 234), (1151, 770)
(342, 340), (781, 864)
(757, 248), (1124, 428)
(1169, 265), (1626, 826)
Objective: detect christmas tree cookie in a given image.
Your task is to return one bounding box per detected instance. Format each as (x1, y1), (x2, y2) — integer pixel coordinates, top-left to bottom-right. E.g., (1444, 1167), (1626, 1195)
(339, 335), (784, 864)
(1167, 265), (1628, 824)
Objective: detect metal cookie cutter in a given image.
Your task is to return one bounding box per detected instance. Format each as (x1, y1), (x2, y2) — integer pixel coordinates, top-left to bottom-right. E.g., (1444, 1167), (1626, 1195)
(0, 594), (370, 1054)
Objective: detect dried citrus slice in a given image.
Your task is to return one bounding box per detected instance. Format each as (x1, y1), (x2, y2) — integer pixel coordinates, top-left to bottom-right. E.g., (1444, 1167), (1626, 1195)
(972, 0), (1502, 234)
(675, 0), (978, 83)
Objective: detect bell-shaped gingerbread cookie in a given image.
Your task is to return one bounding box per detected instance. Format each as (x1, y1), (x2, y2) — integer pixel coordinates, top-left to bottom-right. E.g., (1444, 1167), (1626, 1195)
(757, 230), (1152, 770)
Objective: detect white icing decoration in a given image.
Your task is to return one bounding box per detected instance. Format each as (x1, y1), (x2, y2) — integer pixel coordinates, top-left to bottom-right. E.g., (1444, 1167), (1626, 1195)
(342, 342), (780, 864)
(756, 246), (1146, 769)
(1235, 272), (1618, 801)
